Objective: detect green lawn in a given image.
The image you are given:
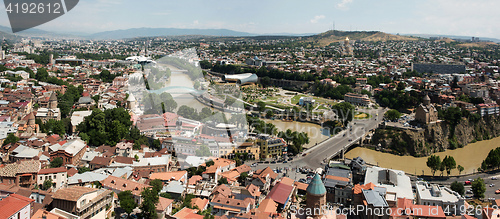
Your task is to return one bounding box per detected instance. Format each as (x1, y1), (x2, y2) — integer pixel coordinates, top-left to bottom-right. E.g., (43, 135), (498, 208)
(291, 94), (306, 105)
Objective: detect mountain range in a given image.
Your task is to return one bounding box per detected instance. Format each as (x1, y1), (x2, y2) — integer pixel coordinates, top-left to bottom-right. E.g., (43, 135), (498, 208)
(0, 25), (499, 45)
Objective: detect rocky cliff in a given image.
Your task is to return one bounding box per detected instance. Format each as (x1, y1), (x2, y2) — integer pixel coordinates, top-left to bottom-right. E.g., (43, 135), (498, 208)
(371, 116), (500, 157)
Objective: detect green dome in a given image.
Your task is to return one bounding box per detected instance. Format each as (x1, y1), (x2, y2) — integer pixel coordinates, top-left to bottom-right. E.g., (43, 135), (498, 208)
(306, 173), (326, 195)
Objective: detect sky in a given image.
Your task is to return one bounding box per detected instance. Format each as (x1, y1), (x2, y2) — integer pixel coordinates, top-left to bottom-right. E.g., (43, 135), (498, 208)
(0, 0), (499, 38)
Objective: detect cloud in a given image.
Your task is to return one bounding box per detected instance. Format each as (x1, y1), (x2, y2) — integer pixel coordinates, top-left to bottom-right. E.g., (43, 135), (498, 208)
(337, 0), (353, 9)
(310, 15), (325, 24)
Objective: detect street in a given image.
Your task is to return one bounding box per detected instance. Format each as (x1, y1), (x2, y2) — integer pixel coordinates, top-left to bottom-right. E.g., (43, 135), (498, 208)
(250, 107), (387, 173)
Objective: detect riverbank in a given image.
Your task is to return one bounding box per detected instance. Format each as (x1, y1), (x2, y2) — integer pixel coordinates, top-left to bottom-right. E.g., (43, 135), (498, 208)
(263, 119), (329, 148)
(345, 135), (500, 176)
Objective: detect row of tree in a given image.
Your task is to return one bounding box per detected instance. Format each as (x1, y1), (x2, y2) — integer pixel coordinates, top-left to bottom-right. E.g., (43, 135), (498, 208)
(426, 155), (464, 176)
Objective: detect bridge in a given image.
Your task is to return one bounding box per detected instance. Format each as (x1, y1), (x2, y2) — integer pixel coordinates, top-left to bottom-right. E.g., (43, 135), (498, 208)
(149, 86), (206, 95)
(291, 108), (387, 169)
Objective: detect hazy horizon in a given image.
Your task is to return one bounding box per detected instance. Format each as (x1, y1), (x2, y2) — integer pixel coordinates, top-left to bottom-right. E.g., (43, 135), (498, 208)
(0, 0), (499, 38)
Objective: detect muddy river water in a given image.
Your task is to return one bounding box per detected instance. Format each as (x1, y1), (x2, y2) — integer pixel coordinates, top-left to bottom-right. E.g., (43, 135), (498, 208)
(345, 137), (500, 176)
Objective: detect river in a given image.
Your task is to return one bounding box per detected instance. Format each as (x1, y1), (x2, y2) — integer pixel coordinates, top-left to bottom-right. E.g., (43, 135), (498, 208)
(345, 137), (500, 176)
(263, 119), (330, 148)
(162, 70), (207, 111)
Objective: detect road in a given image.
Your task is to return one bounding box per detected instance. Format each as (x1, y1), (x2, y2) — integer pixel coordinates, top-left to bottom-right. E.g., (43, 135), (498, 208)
(420, 171), (500, 200)
(250, 107), (387, 174)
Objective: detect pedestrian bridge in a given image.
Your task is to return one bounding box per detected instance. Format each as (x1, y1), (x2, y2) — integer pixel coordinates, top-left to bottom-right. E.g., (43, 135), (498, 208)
(148, 86), (206, 95)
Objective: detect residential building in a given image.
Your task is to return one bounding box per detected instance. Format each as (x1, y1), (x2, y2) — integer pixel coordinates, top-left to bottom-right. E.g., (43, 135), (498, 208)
(37, 167), (67, 190)
(0, 160), (41, 187)
(115, 141), (133, 157)
(415, 181), (465, 215)
(150, 171), (188, 184)
(0, 193), (34, 219)
(478, 103), (500, 117)
(51, 186), (113, 219)
(255, 134), (286, 159)
(233, 142), (260, 160)
(101, 175), (150, 204)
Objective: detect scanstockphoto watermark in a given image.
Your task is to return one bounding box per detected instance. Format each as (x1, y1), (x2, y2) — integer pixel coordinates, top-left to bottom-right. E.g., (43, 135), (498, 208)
(4, 0), (79, 33)
(289, 205), (445, 217)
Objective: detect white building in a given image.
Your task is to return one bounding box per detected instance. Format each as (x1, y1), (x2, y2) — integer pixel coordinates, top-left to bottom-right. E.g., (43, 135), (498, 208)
(415, 181), (465, 215)
(364, 166), (413, 205)
(37, 167), (68, 190)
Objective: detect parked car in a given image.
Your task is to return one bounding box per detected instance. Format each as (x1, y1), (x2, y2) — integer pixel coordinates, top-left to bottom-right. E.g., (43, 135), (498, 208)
(283, 160), (288, 163)
(492, 177), (498, 180)
(464, 181), (471, 185)
(495, 189), (500, 194)
(490, 184), (495, 187)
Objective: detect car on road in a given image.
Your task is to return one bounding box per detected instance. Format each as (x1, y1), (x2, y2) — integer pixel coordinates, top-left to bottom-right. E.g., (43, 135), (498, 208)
(465, 181), (471, 185)
(490, 184), (495, 187)
(348, 139), (352, 141)
(496, 189), (500, 194)
(492, 177), (498, 180)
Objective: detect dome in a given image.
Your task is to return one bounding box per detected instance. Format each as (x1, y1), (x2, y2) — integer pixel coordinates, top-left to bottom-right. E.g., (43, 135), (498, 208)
(306, 173), (326, 195)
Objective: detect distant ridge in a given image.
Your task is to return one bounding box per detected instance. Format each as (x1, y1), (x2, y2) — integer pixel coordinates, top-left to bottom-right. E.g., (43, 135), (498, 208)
(305, 30), (418, 46)
(88, 27), (255, 40)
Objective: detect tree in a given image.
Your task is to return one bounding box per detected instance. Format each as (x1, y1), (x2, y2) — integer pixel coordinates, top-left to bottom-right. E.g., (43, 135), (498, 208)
(471, 178), (486, 198)
(42, 179), (53, 190)
(150, 179), (163, 194)
(78, 167), (91, 174)
(426, 155), (441, 176)
(3, 133), (19, 146)
(239, 172), (248, 184)
(118, 191), (137, 216)
(384, 109), (402, 121)
(50, 157), (63, 168)
(205, 160), (214, 167)
(439, 163), (445, 176)
(218, 177), (228, 185)
(332, 102), (355, 126)
(140, 187), (159, 219)
(442, 156), (457, 176)
(257, 101), (266, 112)
(35, 68), (49, 81)
(152, 139), (161, 150)
(457, 165), (464, 175)
(195, 145), (212, 157)
(450, 181), (465, 196)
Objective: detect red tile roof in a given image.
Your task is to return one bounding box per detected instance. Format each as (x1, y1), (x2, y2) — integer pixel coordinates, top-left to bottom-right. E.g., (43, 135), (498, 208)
(38, 167), (67, 175)
(0, 194), (34, 218)
(266, 182), (293, 205)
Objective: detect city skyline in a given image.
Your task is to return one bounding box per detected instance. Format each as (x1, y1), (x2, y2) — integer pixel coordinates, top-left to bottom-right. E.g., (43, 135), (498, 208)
(0, 0), (499, 38)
